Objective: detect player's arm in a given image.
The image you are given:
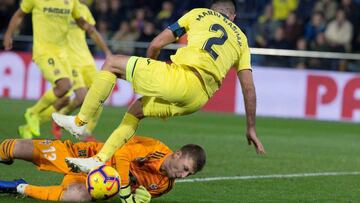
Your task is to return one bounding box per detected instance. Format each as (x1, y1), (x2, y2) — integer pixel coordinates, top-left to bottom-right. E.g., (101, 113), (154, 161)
(237, 70), (265, 154)
(75, 17), (112, 57)
(147, 9), (192, 60)
(3, 9), (27, 50)
(146, 29), (176, 60)
(116, 157), (151, 203)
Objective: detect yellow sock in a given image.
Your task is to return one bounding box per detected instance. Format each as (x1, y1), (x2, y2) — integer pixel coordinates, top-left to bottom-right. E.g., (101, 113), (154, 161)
(97, 113), (139, 162)
(0, 139), (16, 160)
(39, 106), (57, 124)
(77, 71), (116, 124)
(85, 106), (103, 135)
(59, 100), (78, 115)
(28, 90), (58, 114)
(24, 185), (63, 201)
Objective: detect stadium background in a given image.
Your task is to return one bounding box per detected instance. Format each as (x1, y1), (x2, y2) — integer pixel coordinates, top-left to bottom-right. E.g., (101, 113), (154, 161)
(1, 0), (360, 202)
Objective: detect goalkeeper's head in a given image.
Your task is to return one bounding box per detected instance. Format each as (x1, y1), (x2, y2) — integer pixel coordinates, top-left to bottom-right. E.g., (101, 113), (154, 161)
(161, 144), (206, 179)
(211, 0), (236, 21)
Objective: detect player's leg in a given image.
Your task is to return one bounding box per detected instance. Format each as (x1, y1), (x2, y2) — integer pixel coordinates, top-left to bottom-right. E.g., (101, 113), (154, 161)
(76, 54), (129, 123)
(0, 139), (16, 164)
(59, 87), (87, 115)
(92, 63), (210, 162)
(0, 175), (89, 201)
(1, 138), (78, 175)
(84, 106), (103, 137)
(48, 68), (86, 139)
(24, 55), (73, 137)
(80, 64), (102, 137)
(0, 139), (49, 164)
(95, 99), (143, 162)
(39, 95), (70, 124)
(20, 174), (89, 201)
(59, 67), (87, 116)
(9, 183), (89, 201)
(0, 139), (33, 164)
(52, 55), (131, 137)
(64, 59), (209, 172)
(60, 183), (90, 201)
(24, 80), (70, 137)
(65, 99), (143, 173)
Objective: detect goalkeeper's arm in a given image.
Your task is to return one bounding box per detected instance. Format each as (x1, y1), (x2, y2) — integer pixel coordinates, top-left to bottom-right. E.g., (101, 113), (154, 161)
(119, 184), (151, 203)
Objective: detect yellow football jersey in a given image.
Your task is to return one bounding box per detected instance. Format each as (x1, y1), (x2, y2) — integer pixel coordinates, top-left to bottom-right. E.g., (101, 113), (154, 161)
(20, 0), (82, 59)
(169, 8), (251, 97)
(66, 3), (95, 68)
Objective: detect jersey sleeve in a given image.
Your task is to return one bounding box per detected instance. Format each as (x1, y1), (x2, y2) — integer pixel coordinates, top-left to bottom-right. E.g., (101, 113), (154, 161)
(114, 152), (131, 187)
(79, 4), (95, 26)
(236, 37), (252, 72)
(71, 0), (82, 20)
(20, 0), (34, 13)
(85, 6), (96, 26)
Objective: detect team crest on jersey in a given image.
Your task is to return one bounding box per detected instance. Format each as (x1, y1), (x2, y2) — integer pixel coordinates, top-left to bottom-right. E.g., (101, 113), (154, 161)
(149, 184), (159, 190)
(77, 150), (87, 157)
(53, 69), (60, 75)
(72, 69), (78, 77)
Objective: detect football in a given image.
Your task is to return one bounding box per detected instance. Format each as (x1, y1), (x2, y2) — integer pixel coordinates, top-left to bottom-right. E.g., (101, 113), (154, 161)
(86, 165), (121, 200)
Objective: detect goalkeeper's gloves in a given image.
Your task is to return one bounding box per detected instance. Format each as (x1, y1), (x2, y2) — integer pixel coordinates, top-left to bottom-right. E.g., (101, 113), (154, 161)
(119, 184), (152, 203)
(134, 186), (151, 203)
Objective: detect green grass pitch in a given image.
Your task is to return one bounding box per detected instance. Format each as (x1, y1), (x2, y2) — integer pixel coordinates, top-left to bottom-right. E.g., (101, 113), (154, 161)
(0, 98), (359, 202)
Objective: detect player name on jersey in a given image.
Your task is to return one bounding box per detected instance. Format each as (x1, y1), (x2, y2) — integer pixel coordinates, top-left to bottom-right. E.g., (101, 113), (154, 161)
(195, 9), (242, 46)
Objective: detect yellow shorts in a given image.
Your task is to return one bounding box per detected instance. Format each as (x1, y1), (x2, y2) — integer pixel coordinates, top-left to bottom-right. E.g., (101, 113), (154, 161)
(126, 56), (209, 117)
(34, 54), (72, 86)
(70, 68), (85, 91)
(77, 64), (97, 88)
(67, 61), (97, 90)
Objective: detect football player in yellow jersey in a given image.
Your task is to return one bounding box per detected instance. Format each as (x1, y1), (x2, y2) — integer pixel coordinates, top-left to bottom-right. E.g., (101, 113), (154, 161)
(3, 0), (110, 138)
(53, 0), (265, 173)
(51, 2), (102, 139)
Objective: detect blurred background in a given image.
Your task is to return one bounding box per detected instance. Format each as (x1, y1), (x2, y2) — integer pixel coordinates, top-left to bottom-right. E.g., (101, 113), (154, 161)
(1, 0), (360, 71)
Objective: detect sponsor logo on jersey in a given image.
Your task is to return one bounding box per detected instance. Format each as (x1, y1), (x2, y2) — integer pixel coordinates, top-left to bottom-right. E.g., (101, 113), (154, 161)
(78, 149), (87, 157)
(40, 140), (52, 145)
(53, 69), (60, 75)
(43, 7), (70, 15)
(149, 184), (159, 190)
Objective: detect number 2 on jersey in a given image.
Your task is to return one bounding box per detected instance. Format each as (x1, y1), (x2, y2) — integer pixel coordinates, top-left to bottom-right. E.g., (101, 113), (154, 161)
(203, 24), (228, 60)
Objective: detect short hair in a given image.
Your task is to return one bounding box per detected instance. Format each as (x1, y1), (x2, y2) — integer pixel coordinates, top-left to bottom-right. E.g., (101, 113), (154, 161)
(211, 0), (237, 11)
(179, 144), (206, 172)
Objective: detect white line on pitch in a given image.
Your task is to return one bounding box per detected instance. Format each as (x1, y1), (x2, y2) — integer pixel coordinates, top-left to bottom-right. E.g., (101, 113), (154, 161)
(177, 171), (360, 183)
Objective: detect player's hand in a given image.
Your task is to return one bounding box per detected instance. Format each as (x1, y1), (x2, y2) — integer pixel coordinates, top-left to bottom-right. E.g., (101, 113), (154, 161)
(134, 186), (151, 203)
(3, 33), (13, 50)
(246, 127), (265, 154)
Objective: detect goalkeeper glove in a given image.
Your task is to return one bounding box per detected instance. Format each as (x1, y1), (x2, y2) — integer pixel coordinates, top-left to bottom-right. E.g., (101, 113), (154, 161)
(134, 186), (151, 203)
(119, 184), (151, 203)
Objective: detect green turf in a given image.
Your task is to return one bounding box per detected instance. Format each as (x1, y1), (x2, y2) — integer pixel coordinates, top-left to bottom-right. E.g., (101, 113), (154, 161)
(0, 98), (359, 202)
